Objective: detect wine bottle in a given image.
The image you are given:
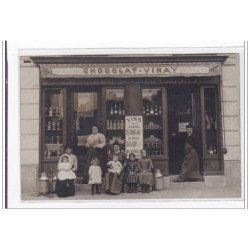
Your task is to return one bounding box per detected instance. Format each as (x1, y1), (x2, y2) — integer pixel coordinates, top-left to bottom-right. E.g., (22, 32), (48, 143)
(57, 121), (61, 130)
(113, 120), (117, 130)
(150, 105), (154, 115)
(154, 105), (158, 115)
(49, 107), (53, 117)
(110, 120), (113, 130)
(52, 121), (56, 130)
(146, 105), (150, 115)
(110, 104), (114, 115)
(120, 120), (124, 129)
(47, 122), (51, 130)
(114, 104), (118, 115)
(118, 104), (122, 115)
(158, 106), (162, 115)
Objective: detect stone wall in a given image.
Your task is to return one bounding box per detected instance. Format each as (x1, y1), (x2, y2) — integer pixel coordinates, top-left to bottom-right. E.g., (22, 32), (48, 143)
(20, 58), (40, 194)
(221, 54), (241, 187)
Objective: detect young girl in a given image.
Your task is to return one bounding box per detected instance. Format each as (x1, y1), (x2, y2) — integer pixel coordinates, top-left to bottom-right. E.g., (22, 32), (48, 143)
(56, 155), (76, 198)
(124, 153), (140, 193)
(138, 149), (154, 193)
(88, 157), (102, 195)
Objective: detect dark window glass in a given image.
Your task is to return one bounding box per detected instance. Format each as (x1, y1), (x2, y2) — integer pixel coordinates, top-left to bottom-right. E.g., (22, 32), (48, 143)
(204, 88), (218, 155)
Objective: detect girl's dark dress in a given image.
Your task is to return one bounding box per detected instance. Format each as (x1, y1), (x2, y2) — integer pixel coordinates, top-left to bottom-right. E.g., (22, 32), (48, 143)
(124, 160), (140, 184)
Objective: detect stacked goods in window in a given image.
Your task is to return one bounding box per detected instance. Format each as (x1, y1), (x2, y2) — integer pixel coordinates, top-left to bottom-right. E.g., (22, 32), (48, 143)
(44, 90), (64, 159)
(142, 89), (164, 156)
(105, 89), (125, 149)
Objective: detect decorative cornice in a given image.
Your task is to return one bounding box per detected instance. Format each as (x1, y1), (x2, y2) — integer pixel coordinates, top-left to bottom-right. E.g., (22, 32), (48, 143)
(31, 54), (228, 64)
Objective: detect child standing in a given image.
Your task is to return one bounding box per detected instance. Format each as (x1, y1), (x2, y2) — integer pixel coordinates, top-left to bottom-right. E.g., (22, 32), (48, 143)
(138, 149), (154, 193)
(124, 153), (140, 193)
(56, 155), (76, 197)
(88, 157), (102, 195)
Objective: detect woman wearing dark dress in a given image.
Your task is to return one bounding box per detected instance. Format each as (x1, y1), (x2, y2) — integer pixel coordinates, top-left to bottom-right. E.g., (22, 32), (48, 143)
(104, 143), (127, 195)
(176, 126), (201, 182)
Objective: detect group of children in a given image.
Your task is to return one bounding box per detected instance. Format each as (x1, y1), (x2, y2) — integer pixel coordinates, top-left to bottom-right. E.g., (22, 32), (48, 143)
(88, 149), (154, 195)
(56, 147), (154, 197)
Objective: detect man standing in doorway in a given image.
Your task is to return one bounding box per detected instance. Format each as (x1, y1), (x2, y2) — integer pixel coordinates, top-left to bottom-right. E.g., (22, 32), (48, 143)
(176, 125), (201, 182)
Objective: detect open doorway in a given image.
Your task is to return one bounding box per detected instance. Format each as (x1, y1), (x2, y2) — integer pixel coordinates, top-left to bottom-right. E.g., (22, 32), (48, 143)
(168, 85), (202, 175)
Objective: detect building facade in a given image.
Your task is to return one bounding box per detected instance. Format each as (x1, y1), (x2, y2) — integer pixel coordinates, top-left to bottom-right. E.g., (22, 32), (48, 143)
(20, 53), (241, 195)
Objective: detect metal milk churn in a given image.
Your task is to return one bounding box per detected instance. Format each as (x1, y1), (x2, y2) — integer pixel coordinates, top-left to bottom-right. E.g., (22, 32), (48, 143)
(38, 172), (49, 195)
(154, 169), (164, 191)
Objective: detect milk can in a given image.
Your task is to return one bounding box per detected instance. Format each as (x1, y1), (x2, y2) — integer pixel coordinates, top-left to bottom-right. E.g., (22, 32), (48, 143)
(154, 169), (164, 191)
(38, 172), (49, 195)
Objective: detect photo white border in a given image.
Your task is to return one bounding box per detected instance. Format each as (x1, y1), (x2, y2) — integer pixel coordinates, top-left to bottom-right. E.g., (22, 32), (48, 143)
(6, 41), (246, 208)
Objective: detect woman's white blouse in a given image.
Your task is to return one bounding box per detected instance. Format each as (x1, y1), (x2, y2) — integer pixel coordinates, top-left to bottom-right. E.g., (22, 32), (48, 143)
(87, 133), (106, 148)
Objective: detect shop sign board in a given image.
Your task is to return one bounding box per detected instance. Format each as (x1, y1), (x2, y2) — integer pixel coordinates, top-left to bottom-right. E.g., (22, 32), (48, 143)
(125, 116), (143, 158)
(40, 62), (221, 78)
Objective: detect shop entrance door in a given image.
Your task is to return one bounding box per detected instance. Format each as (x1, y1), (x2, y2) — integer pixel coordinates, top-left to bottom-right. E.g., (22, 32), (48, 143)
(168, 85), (202, 175)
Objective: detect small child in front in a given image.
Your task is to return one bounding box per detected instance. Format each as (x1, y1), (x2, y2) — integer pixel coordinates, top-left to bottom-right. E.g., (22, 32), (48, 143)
(107, 155), (123, 175)
(88, 157), (102, 195)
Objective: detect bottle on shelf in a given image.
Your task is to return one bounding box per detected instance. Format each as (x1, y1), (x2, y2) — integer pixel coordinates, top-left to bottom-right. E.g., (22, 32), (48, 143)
(109, 104), (114, 115)
(114, 104), (118, 115)
(117, 120), (120, 130)
(213, 146), (217, 154)
(47, 122), (51, 130)
(120, 120), (124, 129)
(118, 104), (122, 115)
(52, 121), (56, 130)
(150, 105), (155, 115)
(55, 107), (59, 116)
(44, 107), (48, 116)
(208, 145), (214, 154)
(49, 107), (53, 117)
(47, 150), (51, 158)
(107, 120), (110, 130)
(143, 106), (146, 115)
(145, 105), (149, 115)
(51, 135), (54, 144)
(109, 120), (113, 130)
(158, 106), (162, 115)
(113, 120), (117, 130)
(56, 135), (61, 144)
(57, 121), (61, 130)
(154, 105), (158, 115)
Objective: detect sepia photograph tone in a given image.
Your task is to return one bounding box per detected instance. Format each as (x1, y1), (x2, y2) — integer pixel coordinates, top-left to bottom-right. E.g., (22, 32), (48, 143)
(17, 48), (243, 206)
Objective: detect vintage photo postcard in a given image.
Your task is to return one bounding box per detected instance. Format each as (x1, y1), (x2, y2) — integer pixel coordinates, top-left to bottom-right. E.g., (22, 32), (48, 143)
(4, 42), (247, 208)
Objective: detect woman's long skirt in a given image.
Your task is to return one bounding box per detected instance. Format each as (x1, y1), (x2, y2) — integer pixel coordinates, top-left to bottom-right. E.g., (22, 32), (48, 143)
(104, 172), (122, 195)
(139, 172), (154, 187)
(55, 179), (75, 198)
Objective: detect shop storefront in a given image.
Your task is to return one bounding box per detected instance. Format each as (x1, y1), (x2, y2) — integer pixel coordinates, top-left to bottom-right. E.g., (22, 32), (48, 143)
(30, 55), (227, 183)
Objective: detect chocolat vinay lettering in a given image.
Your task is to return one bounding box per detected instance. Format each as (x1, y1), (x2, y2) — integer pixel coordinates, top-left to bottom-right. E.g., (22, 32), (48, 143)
(81, 66), (177, 75)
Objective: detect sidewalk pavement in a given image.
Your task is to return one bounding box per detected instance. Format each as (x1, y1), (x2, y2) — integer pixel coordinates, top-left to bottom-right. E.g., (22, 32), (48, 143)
(22, 185), (241, 201)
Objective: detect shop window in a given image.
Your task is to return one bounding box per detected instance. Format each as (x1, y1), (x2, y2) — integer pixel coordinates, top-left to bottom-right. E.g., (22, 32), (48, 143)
(43, 89), (64, 159)
(204, 88), (218, 155)
(105, 88), (125, 149)
(73, 92), (98, 155)
(142, 88), (164, 156)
